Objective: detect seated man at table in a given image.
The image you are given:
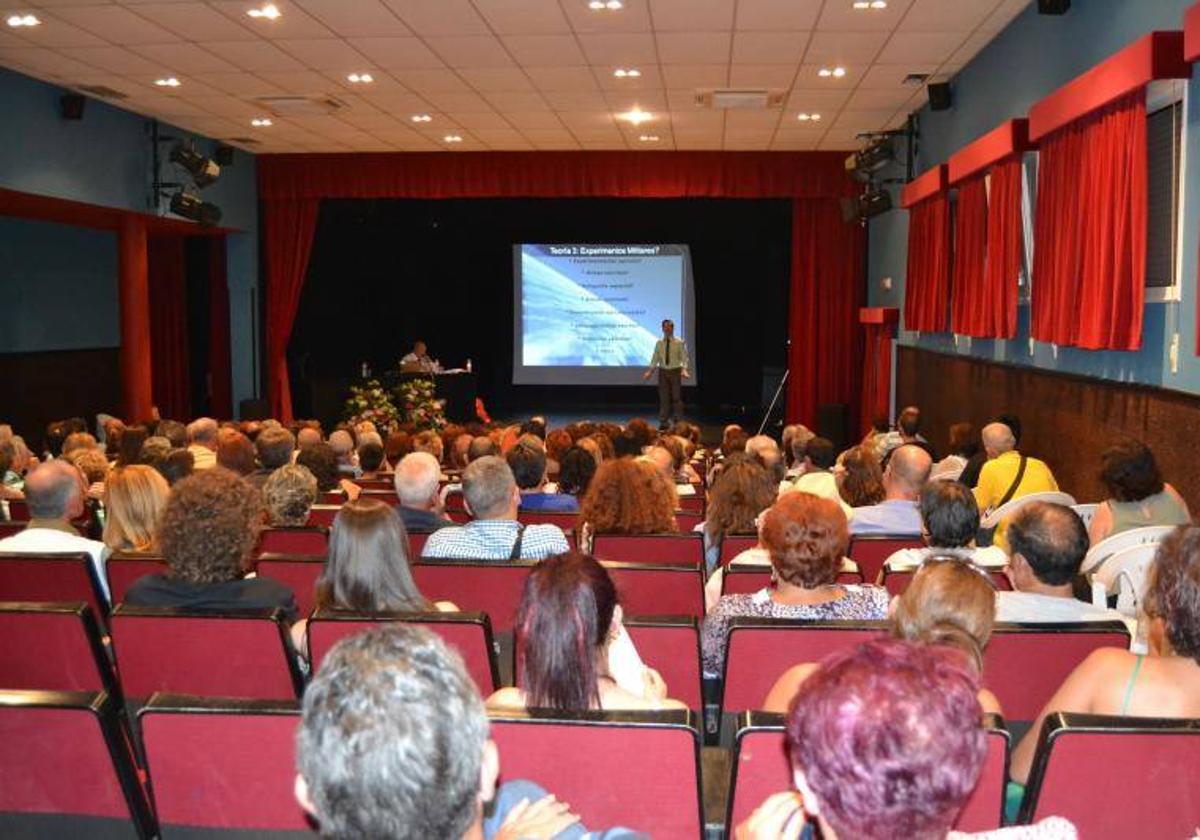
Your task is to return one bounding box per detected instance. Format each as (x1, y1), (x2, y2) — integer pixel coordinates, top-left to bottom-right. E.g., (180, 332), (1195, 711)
(422, 456), (569, 560)
(508, 442), (577, 512)
(401, 339), (441, 373)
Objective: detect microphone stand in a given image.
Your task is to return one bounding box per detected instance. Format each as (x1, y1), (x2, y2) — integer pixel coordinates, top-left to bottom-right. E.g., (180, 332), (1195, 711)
(756, 369), (790, 436)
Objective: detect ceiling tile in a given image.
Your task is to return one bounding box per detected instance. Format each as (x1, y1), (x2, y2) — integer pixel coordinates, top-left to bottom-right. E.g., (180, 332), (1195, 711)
(665, 88), (704, 109)
(526, 66), (600, 92)
(805, 31), (891, 64)
(675, 135), (724, 149)
(389, 67), (472, 92)
(661, 64), (727, 88)
(293, 0), (410, 37)
(424, 35), (515, 69)
(846, 87), (921, 110)
(482, 92), (552, 112)
(650, 0), (735, 32)
(656, 32), (731, 64)
(347, 37), (445, 70)
(562, 1), (654, 35)
(67, 45), (164, 75)
(382, 0), (489, 36)
(474, 0), (571, 35)
(723, 109), (781, 130)
(255, 69), (337, 93)
(730, 31), (808, 64)
(274, 38), (372, 71)
(458, 67), (535, 92)
(7, 15), (108, 47)
(729, 64), (798, 87)
(541, 89), (609, 109)
(0, 46), (102, 79)
(901, 0), (1003, 33)
(48, 5), (183, 45)
(735, 0), (820, 31)
(210, 0), (335, 39)
(419, 90), (493, 111)
(130, 3), (259, 41)
(501, 34), (586, 66)
(833, 108), (897, 130)
(469, 128), (533, 144)
(668, 109), (723, 130)
(130, 43), (240, 74)
(784, 88), (852, 110)
(356, 89), (434, 111)
(604, 90), (667, 112)
(577, 32), (658, 65)
(204, 40), (308, 72)
(446, 110), (511, 129)
(817, 0), (915, 32)
(876, 31), (967, 65)
(501, 110), (564, 129)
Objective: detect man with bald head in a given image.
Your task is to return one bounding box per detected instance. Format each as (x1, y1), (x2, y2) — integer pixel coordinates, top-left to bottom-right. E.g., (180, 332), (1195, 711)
(974, 421), (1058, 549)
(848, 443), (931, 535)
(0, 460), (111, 601)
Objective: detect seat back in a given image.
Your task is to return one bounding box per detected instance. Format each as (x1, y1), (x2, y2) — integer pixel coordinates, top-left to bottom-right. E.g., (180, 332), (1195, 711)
(721, 620), (888, 714)
(411, 560), (535, 633)
(983, 622), (1130, 721)
(1089, 543), (1158, 616)
(979, 490), (1076, 529)
(675, 511), (704, 532)
(881, 566), (1011, 596)
(305, 505), (341, 529)
(0, 522), (23, 539)
(1022, 712), (1200, 835)
(726, 712), (1009, 834)
(721, 562), (864, 597)
(605, 562), (704, 618)
(5, 500), (30, 521)
(517, 510), (578, 529)
(592, 533), (704, 568)
(0, 689), (154, 838)
(848, 535), (924, 583)
(255, 554), (325, 618)
(1082, 524), (1175, 575)
(109, 606), (303, 701)
(317, 491), (345, 506)
(256, 527), (328, 558)
(624, 616), (702, 710)
(677, 494), (704, 514)
(489, 709), (702, 839)
(106, 554), (167, 605)
(717, 535), (759, 567)
(0, 552), (108, 625)
(139, 694), (309, 833)
(0, 602), (117, 696)
(1070, 503), (1098, 528)
(358, 490), (400, 506)
(408, 529), (433, 557)
(307, 610), (499, 694)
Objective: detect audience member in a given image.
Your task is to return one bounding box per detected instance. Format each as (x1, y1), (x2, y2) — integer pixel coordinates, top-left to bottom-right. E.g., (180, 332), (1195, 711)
(701, 493), (888, 676)
(156, 419), (187, 449)
(297, 442), (360, 500)
(879, 405), (936, 465)
(0, 444), (20, 500)
(328, 430), (361, 478)
(115, 425), (149, 468)
(61, 431), (98, 457)
(393, 452), (452, 532)
(702, 458), (775, 570)
(69, 447), (110, 489)
(124, 469), (296, 618)
(0, 460), (110, 601)
(578, 458), (677, 550)
(930, 421), (979, 482)
(1088, 437), (1190, 544)
(1010, 525), (1200, 786)
(781, 424), (814, 477)
(848, 444), (930, 535)
(557, 445), (598, 498)
(297, 426), (323, 453)
(487, 552), (685, 712)
(448, 432), (473, 470)
(997, 502), (1124, 624)
(185, 418), (219, 470)
(138, 435), (172, 465)
(835, 445), (885, 508)
(508, 443), (576, 511)
(412, 429), (444, 464)
(861, 414), (891, 460)
(262, 464), (319, 527)
(544, 428), (572, 475)
(884, 481), (1007, 571)
(357, 441), (386, 479)
(467, 435), (497, 462)
(613, 427), (643, 458)
(422, 457), (569, 560)
(216, 428), (256, 475)
(959, 414), (1022, 489)
(102, 465), (169, 553)
(249, 426), (296, 488)
(780, 437), (852, 517)
(155, 448), (194, 486)
(745, 434), (782, 476)
(577, 435), (604, 466)
(973, 422), (1057, 549)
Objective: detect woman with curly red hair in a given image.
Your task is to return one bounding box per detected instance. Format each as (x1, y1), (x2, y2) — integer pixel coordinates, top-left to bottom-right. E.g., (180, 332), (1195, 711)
(576, 457), (677, 551)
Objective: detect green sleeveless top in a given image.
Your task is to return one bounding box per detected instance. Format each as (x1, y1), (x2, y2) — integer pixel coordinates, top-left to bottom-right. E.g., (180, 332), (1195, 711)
(1108, 489), (1190, 536)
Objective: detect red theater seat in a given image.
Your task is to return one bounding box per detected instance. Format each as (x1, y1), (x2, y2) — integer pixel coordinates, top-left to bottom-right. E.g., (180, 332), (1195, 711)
(255, 554), (324, 618)
(604, 562), (704, 618)
(0, 552), (109, 626)
(138, 693), (310, 835)
(720, 563), (864, 597)
(4, 500), (30, 521)
(305, 505), (341, 528)
(411, 560), (534, 634)
(677, 494), (704, 514)
(726, 711), (1009, 834)
(717, 535), (759, 567)
(881, 565), (1011, 596)
(674, 511), (704, 532)
(256, 526), (328, 558)
(109, 605), (303, 701)
(592, 533), (704, 568)
(358, 489), (400, 506)
(624, 616), (702, 710)
(0, 602), (118, 696)
(848, 534), (925, 584)
(517, 509), (577, 529)
(408, 529), (433, 557)
(106, 554), (167, 605)
(490, 709), (703, 839)
(306, 609), (500, 694)
(0, 689), (155, 839)
(1020, 712), (1200, 835)
(0, 522), (24, 539)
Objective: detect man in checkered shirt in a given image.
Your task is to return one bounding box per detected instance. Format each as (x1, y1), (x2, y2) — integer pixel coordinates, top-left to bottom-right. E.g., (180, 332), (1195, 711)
(421, 456), (570, 561)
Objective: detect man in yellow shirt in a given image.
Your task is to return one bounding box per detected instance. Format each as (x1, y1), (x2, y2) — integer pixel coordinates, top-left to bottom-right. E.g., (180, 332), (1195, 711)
(974, 422), (1059, 549)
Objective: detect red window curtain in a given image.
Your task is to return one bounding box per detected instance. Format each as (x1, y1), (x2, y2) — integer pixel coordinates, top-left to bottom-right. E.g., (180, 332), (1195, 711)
(265, 200), (320, 424)
(208, 236), (233, 419)
(950, 175), (988, 335)
(147, 233), (190, 420)
(787, 198), (865, 428)
(1032, 90), (1147, 350)
(980, 158), (1023, 338)
(904, 193), (951, 332)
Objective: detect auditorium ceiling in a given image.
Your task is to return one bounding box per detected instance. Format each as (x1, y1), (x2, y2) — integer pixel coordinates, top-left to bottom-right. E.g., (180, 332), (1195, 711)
(0, 0), (1028, 153)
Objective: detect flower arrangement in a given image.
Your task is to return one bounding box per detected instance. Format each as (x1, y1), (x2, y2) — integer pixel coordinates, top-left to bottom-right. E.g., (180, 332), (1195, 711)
(396, 375), (447, 431)
(343, 379), (402, 430)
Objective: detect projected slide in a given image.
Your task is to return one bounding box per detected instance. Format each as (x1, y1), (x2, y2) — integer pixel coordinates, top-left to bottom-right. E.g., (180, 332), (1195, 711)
(512, 244), (697, 387)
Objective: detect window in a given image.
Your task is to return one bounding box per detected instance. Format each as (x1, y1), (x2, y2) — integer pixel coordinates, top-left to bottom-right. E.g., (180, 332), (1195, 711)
(1145, 81), (1185, 300)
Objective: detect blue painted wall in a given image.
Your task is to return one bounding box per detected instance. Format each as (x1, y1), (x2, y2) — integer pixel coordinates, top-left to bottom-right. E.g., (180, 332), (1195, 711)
(868, 0), (1200, 396)
(0, 65), (259, 412)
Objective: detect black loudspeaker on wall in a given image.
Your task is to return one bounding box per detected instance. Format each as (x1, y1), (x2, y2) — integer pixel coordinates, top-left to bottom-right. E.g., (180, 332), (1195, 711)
(1037, 0), (1070, 14)
(214, 145), (235, 166)
(928, 83), (952, 112)
(60, 94), (85, 120)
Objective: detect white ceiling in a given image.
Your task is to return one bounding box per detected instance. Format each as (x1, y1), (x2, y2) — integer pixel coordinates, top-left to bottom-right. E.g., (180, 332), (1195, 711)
(0, 0), (1029, 153)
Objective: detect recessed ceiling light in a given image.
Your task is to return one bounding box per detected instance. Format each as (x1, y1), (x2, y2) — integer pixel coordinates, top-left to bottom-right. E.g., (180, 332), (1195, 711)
(613, 68), (641, 78)
(347, 73), (374, 84)
(797, 113), (822, 122)
(6, 13), (39, 27)
(588, 0), (623, 9)
(853, 0), (887, 6)
(617, 106), (652, 125)
(246, 3), (281, 20)
(638, 135), (659, 142)
(444, 135), (462, 143)
(411, 114), (432, 123)
(154, 77), (181, 88)
(818, 66), (847, 78)
(251, 118), (272, 127)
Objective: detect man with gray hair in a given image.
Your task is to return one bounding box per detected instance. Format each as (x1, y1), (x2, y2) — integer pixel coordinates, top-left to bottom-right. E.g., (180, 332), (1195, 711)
(421, 456), (569, 561)
(295, 625), (640, 839)
(394, 452), (451, 533)
(185, 417), (219, 470)
(0, 460), (110, 601)
(328, 430), (361, 478)
(974, 421), (1059, 550)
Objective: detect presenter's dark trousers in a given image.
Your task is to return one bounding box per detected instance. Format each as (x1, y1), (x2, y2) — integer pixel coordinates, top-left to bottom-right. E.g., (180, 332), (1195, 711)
(657, 368), (683, 427)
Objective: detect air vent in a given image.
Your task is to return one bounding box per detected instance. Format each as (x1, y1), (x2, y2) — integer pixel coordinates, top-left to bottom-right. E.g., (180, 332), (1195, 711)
(694, 88), (785, 109)
(254, 95), (345, 116)
(75, 84), (127, 100)
(902, 73), (930, 87)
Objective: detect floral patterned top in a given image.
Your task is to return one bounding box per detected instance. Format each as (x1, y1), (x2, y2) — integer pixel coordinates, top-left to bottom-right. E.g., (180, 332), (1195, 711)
(700, 585), (890, 676)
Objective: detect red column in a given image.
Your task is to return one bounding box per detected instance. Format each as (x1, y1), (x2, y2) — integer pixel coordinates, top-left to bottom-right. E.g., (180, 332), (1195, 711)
(118, 216), (154, 422)
(859, 308), (899, 437)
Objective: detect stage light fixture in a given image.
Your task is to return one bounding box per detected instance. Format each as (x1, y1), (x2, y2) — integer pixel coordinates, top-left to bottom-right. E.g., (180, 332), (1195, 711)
(6, 13), (39, 27)
(247, 3), (280, 20)
(169, 142), (221, 188)
(853, 137), (895, 176)
(856, 188), (892, 219)
(170, 191), (222, 226)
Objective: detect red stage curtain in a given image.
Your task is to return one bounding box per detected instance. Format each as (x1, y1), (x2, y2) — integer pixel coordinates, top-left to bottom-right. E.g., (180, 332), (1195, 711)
(786, 199), (865, 429)
(1032, 90), (1146, 349)
(265, 200), (320, 424)
(861, 323), (893, 435)
(950, 175), (988, 336)
(147, 233), (190, 420)
(208, 237), (233, 419)
(904, 193), (951, 333)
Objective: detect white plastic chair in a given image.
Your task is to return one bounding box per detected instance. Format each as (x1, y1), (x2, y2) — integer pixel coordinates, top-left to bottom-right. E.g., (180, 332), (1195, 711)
(1071, 503), (1099, 529)
(1088, 543), (1159, 617)
(980, 491), (1077, 530)
(1081, 525), (1176, 577)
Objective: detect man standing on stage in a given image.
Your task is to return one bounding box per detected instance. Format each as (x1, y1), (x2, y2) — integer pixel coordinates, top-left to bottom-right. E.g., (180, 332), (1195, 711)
(643, 318), (689, 431)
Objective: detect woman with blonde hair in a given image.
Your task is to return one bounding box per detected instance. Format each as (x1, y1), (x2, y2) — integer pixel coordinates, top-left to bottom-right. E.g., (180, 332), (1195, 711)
(102, 465), (170, 553)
